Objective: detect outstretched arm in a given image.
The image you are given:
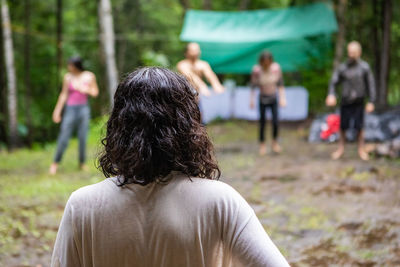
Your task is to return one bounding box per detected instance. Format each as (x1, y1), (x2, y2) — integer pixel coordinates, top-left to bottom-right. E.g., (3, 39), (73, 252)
(202, 62), (224, 94)
(177, 62), (211, 96)
(52, 75), (69, 123)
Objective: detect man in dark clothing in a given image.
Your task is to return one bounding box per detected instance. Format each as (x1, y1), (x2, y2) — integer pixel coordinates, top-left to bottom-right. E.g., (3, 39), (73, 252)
(326, 41), (376, 160)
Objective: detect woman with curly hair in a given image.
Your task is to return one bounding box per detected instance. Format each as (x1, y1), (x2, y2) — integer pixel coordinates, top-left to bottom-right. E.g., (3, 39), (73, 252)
(51, 67), (289, 267)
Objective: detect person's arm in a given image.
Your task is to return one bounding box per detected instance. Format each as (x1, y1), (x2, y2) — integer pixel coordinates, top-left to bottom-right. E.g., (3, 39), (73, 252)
(232, 214), (290, 267)
(277, 68), (286, 107)
(221, 185), (289, 266)
(326, 67), (341, 107)
(365, 64), (376, 113)
(51, 200), (81, 267)
(250, 66), (259, 109)
(278, 86), (286, 107)
(86, 73), (99, 97)
(177, 62), (211, 96)
(52, 75), (69, 123)
(202, 62), (224, 94)
(76, 72), (99, 97)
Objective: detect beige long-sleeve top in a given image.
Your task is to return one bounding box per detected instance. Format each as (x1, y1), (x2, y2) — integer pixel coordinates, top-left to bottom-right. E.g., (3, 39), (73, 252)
(51, 172), (290, 267)
(251, 63), (284, 96)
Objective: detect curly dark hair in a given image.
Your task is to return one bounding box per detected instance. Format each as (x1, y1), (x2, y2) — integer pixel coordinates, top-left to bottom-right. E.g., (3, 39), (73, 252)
(98, 67), (220, 186)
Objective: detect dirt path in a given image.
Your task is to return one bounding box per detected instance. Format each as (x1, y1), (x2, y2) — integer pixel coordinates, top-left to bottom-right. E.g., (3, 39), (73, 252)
(1, 121), (399, 266)
(211, 121), (400, 266)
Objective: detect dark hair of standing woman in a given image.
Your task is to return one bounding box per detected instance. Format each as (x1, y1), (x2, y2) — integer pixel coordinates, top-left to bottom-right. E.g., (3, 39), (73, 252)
(68, 56), (84, 72)
(98, 67), (221, 186)
(258, 51), (273, 64)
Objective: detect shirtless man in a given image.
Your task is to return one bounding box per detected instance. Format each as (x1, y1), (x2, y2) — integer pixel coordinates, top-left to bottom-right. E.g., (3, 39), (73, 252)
(177, 42), (224, 96)
(326, 41), (376, 161)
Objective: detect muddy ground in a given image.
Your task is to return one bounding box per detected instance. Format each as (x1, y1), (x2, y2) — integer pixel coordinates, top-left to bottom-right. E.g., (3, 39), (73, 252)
(212, 121), (400, 267)
(1, 120), (399, 266)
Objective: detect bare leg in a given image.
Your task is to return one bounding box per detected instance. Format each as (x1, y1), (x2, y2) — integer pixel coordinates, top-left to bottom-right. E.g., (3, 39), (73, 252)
(272, 140), (282, 153)
(80, 163), (88, 171)
(49, 162), (58, 175)
(259, 142), (267, 156)
(332, 130), (345, 160)
(357, 129), (369, 161)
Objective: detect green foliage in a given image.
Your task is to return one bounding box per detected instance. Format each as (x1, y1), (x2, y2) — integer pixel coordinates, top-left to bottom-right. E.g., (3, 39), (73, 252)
(388, 21), (400, 106)
(284, 35), (334, 113)
(141, 50), (170, 67)
(2, 0), (400, 147)
(0, 118), (105, 260)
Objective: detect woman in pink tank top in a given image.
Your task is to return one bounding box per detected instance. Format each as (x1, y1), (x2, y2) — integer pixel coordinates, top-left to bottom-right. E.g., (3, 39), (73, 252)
(66, 81), (88, 106)
(49, 57), (99, 175)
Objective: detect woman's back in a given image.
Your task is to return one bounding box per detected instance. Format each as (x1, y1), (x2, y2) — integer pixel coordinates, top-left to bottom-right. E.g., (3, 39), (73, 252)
(52, 172), (288, 267)
(51, 67), (289, 267)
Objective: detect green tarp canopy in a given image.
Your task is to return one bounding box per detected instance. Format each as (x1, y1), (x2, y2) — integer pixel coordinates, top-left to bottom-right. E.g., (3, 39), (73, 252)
(180, 2), (338, 73)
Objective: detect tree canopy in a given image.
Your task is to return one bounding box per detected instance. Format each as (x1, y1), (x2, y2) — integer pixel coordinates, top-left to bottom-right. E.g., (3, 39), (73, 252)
(1, 0), (399, 148)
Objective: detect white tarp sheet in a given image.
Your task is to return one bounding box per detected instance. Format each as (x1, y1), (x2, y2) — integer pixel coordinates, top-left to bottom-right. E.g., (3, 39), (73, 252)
(199, 86), (308, 123)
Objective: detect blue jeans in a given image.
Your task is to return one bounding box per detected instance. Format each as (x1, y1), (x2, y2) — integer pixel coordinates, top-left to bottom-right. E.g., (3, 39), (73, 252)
(54, 105), (90, 164)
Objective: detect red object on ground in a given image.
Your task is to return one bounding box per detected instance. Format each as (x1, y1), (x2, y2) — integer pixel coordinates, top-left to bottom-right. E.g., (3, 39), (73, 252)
(320, 114), (340, 140)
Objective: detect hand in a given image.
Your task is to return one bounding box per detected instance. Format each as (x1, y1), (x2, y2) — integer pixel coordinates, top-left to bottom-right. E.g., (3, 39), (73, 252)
(52, 110), (62, 123)
(77, 82), (90, 94)
(200, 87), (211, 97)
(325, 95), (337, 107)
(215, 85), (225, 94)
(365, 102), (375, 113)
(279, 97), (287, 107)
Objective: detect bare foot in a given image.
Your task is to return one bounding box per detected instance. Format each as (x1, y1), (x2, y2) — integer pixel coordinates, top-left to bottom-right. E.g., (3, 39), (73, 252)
(364, 143), (376, 153)
(331, 147), (344, 160)
(272, 141), (282, 154)
(80, 164), (88, 172)
(358, 149), (370, 161)
(49, 163), (58, 175)
(259, 143), (267, 156)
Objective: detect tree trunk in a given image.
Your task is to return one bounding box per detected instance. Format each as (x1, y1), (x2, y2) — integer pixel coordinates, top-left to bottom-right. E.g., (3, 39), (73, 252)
(98, 0), (119, 106)
(117, 39), (127, 74)
(0, 7), (6, 147)
(203, 0), (211, 10)
(372, 0), (381, 96)
(56, 0), (63, 89)
(378, 0), (392, 108)
(1, 0), (18, 149)
(24, 0), (33, 147)
(333, 0), (347, 69)
(239, 0), (250, 10)
(179, 0), (190, 10)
